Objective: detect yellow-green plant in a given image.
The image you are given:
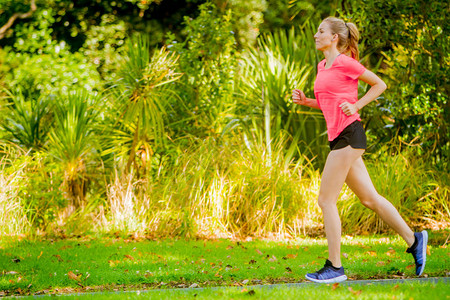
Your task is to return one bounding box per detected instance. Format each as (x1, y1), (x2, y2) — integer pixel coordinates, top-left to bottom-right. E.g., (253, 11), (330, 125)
(0, 145), (31, 235)
(48, 90), (101, 209)
(110, 34), (182, 175)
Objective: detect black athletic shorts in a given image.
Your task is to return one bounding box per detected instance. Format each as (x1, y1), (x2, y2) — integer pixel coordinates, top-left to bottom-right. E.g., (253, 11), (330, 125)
(329, 120), (367, 150)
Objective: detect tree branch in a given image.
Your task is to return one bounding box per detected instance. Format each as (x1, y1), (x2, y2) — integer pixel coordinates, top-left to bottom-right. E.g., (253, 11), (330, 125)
(0, 0), (37, 40)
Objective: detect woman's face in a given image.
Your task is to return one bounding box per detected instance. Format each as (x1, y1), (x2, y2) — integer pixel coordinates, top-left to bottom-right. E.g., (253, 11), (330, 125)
(314, 22), (336, 51)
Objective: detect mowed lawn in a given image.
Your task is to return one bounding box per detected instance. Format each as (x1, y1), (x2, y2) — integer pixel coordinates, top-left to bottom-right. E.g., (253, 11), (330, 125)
(1, 231), (449, 297)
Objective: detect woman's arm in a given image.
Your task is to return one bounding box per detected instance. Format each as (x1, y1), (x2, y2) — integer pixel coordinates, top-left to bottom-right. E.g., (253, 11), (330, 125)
(339, 70), (387, 116)
(292, 89), (321, 110)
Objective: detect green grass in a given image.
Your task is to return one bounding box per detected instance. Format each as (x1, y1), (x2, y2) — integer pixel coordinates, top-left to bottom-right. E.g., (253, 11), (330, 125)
(1, 233), (449, 297)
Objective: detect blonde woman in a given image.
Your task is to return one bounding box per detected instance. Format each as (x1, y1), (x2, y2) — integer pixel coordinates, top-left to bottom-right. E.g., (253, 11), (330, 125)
(292, 17), (427, 283)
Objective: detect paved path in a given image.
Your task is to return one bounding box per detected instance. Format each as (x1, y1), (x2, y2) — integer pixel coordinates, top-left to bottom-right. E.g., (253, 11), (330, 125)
(13, 277), (450, 298)
(258, 276), (450, 289)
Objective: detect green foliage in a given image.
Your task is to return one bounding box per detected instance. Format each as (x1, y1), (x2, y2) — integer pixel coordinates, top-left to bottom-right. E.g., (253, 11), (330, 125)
(167, 2), (238, 136)
(1, 89), (53, 151)
(339, 0), (449, 169)
(0, 146), (65, 232)
(79, 14), (127, 82)
(0, 0), (448, 238)
(109, 34), (182, 174)
(214, 0), (267, 48)
(17, 155), (65, 230)
(262, 0), (340, 32)
(48, 90), (102, 207)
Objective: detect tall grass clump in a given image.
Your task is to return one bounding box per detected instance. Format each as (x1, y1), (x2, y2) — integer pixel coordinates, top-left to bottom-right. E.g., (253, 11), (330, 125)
(0, 147), (31, 236)
(100, 136), (324, 239)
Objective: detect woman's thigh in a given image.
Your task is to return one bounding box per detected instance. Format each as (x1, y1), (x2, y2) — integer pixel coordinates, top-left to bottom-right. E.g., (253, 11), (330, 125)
(345, 157), (378, 201)
(319, 146), (365, 204)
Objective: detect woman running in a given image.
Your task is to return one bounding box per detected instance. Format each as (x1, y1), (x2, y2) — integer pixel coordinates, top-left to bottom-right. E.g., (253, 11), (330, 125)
(292, 16), (428, 283)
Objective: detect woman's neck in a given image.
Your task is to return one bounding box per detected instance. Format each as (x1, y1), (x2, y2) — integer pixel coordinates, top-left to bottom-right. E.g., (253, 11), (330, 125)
(323, 48), (341, 67)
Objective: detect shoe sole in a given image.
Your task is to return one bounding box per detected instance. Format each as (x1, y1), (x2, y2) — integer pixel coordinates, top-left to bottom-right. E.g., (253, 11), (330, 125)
(417, 230), (428, 276)
(305, 274), (347, 284)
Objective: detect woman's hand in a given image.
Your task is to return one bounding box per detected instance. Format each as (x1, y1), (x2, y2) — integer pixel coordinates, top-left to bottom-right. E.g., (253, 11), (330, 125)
(292, 89), (307, 106)
(339, 102), (359, 116)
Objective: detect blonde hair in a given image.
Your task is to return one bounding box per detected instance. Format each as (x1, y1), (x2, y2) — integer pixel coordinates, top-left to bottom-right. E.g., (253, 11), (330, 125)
(324, 17), (360, 60)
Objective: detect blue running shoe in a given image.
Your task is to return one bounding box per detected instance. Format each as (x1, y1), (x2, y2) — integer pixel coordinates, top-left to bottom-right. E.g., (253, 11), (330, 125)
(406, 230), (428, 276)
(305, 259), (347, 283)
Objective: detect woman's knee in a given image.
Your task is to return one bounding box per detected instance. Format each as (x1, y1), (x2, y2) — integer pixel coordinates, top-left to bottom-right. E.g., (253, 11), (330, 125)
(318, 194), (337, 210)
(359, 193), (381, 209)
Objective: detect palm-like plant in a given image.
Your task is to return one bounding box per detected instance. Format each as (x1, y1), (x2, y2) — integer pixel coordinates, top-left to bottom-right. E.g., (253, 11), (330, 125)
(1, 89), (53, 151)
(110, 34), (182, 174)
(48, 90), (100, 208)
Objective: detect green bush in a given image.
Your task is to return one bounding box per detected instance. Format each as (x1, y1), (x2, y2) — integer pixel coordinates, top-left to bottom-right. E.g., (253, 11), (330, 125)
(166, 2), (238, 137)
(339, 0), (449, 169)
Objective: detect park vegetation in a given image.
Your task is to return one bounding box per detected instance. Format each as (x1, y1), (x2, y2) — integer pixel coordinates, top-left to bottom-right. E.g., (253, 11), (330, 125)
(0, 0), (448, 239)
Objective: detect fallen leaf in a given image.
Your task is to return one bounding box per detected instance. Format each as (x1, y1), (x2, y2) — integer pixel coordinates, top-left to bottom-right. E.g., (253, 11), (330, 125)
(226, 245), (233, 250)
(242, 279), (249, 284)
(285, 267), (292, 273)
(255, 249), (263, 255)
(249, 259), (257, 264)
(406, 264), (415, 270)
(53, 255), (63, 262)
(376, 261), (386, 266)
(332, 283), (340, 290)
(348, 287), (362, 296)
(342, 253), (349, 259)
(59, 245), (73, 251)
(189, 283), (199, 288)
(367, 251), (377, 257)
(247, 290), (256, 295)
(427, 246), (431, 256)
(386, 249), (396, 256)
(392, 284), (400, 290)
(6, 271), (19, 275)
(37, 251), (43, 259)
(68, 271), (81, 282)
(109, 260), (120, 267)
(285, 254), (297, 259)
(268, 255), (277, 262)
(124, 255), (134, 260)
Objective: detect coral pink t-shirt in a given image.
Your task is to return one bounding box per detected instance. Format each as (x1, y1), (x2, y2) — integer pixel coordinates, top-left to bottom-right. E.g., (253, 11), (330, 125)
(314, 54), (366, 141)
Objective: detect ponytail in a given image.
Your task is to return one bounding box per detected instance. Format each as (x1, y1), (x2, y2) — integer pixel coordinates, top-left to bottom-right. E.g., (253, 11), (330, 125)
(324, 17), (360, 61)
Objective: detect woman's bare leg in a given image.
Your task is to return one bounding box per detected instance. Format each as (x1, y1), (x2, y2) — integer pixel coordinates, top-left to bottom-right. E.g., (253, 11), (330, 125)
(345, 157), (415, 246)
(318, 146), (365, 268)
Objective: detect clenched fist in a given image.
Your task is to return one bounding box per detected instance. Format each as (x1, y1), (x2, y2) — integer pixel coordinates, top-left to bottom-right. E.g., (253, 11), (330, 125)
(339, 102), (359, 116)
(292, 89), (307, 106)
